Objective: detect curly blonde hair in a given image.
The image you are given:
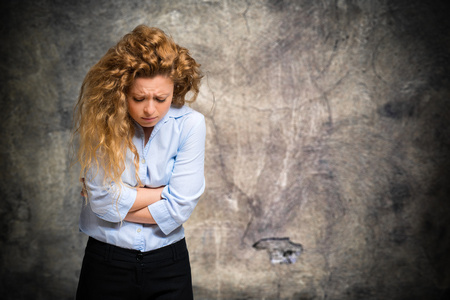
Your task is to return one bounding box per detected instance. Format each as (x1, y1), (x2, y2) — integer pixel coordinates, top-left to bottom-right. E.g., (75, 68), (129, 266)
(74, 25), (202, 188)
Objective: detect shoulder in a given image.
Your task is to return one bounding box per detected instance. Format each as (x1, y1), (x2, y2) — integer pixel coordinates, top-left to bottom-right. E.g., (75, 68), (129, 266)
(167, 106), (205, 147)
(168, 105), (205, 131)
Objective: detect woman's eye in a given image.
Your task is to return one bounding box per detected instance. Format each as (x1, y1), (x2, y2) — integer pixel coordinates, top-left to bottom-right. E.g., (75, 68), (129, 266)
(156, 98), (166, 103)
(133, 98), (144, 102)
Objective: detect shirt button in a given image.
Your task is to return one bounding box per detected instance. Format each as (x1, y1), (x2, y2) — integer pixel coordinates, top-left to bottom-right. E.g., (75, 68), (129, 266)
(137, 228), (141, 233)
(141, 158), (145, 164)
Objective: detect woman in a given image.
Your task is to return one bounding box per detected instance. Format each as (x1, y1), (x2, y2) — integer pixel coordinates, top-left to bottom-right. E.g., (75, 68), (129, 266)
(74, 25), (205, 299)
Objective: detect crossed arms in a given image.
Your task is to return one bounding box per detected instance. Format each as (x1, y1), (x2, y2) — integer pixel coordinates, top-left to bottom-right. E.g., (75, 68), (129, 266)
(124, 186), (164, 224)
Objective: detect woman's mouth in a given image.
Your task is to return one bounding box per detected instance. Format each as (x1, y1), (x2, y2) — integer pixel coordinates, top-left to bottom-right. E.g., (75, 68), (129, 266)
(142, 117), (157, 121)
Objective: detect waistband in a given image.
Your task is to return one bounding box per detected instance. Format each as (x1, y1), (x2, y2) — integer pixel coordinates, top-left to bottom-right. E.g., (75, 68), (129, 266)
(85, 237), (187, 263)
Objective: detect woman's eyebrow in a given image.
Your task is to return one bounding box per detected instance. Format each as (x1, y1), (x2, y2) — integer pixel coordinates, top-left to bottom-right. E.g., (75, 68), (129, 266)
(129, 92), (170, 98)
(130, 93), (145, 97)
(155, 93), (170, 97)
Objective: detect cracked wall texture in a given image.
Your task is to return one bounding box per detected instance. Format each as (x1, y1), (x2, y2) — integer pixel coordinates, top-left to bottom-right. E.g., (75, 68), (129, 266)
(1, 0), (450, 299)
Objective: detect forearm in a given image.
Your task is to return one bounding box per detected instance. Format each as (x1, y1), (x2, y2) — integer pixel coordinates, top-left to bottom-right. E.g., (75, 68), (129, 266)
(129, 186), (164, 212)
(125, 207), (157, 224)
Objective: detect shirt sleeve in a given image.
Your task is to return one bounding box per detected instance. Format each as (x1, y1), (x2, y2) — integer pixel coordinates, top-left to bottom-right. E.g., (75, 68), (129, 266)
(148, 113), (206, 235)
(84, 165), (137, 223)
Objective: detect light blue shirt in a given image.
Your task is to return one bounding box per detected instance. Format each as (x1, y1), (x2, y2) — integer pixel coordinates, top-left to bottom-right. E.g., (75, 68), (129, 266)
(79, 105), (206, 251)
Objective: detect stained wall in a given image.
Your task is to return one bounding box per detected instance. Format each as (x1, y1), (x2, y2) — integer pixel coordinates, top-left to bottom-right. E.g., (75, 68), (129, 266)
(1, 0), (450, 299)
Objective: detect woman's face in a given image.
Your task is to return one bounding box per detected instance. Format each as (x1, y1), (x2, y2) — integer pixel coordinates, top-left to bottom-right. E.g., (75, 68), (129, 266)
(127, 76), (174, 130)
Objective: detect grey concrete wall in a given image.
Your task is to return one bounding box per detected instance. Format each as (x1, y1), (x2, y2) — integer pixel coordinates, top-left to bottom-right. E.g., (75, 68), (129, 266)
(1, 0), (449, 299)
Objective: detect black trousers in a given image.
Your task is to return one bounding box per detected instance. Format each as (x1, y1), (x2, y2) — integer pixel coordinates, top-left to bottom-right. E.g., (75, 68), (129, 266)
(76, 237), (193, 300)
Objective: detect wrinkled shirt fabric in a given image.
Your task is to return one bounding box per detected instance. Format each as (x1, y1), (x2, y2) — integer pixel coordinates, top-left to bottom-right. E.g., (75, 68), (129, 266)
(79, 105), (205, 251)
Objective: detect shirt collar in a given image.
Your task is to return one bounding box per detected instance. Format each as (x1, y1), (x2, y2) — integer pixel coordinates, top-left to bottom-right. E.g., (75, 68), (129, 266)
(165, 105), (192, 119)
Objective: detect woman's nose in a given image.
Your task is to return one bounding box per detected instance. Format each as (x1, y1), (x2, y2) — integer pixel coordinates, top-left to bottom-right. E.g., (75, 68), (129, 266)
(144, 100), (156, 115)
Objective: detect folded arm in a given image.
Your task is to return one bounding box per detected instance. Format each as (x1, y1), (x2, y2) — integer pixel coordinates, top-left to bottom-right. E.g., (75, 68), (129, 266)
(125, 206), (156, 224)
(128, 186), (164, 212)
(83, 112), (205, 228)
(81, 176), (162, 224)
(147, 114), (206, 234)
(83, 161), (164, 223)
(124, 186), (164, 224)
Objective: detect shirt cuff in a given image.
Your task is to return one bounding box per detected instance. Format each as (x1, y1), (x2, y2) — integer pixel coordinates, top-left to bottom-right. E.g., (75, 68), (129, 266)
(148, 200), (180, 235)
(102, 184), (137, 222)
